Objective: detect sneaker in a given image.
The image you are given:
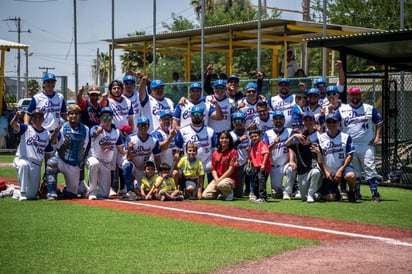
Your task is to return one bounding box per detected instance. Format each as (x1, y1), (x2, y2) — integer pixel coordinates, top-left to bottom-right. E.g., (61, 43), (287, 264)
(0, 185), (15, 198)
(253, 198), (267, 204)
(12, 190), (20, 200)
(340, 192), (348, 201)
(117, 186), (127, 196)
(109, 188), (117, 197)
(294, 191), (301, 199)
(19, 192), (27, 201)
(47, 193), (58, 200)
(88, 194), (97, 200)
(122, 191), (137, 201)
(249, 193), (256, 201)
(372, 192), (381, 202)
(313, 192), (322, 201)
(348, 190), (356, 203)
(160, 193), (166, 201)
(216, 194), (223, 200)
(174, 195), (184, 201)
(307, 195), (314, 203)
(224, 191), (234, 201)
(283, 192), (291, 200)
(78, 181), (88, 197)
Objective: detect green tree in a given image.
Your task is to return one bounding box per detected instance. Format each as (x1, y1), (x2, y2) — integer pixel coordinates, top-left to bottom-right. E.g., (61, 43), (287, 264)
(119, 31), (153, 74)
(91, 52), (112, 86)
(162, 13), (197, 31)
(27, 80), (41, 98)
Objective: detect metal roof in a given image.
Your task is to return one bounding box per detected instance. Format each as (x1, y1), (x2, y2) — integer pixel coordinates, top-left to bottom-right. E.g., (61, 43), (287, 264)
(105, 18), (376, 53)
(0, 39), (29, 50)
(306, 29), (412, 71)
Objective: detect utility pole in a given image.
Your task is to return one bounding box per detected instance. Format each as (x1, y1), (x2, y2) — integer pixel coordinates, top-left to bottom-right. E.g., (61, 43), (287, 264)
(39, 66), (55, 75)
(4, 17), (31, 100)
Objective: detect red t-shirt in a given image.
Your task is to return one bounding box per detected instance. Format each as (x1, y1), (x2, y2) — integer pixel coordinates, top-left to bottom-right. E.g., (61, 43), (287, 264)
(212, 148), (239, 184)
(251, 141), (272, 173)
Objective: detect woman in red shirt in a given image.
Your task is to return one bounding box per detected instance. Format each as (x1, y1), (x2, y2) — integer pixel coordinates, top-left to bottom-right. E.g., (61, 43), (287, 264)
(202, 131), (239, 201)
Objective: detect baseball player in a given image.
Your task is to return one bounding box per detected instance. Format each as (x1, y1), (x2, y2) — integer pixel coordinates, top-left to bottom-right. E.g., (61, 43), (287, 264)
(86, 107), (125, 200)
(45, 104), (89, 200)
(337, 86), (383, 202)
(24, 73), (67, 131)
(204, 79), (234, 133)
(10, 110), (56, 200)
(122, 75), (142, 133)
(268, 78), (296, 129)
(122, 116), (161, 199)
(139, 78), (174, 133)
(263, 111), (296, 200)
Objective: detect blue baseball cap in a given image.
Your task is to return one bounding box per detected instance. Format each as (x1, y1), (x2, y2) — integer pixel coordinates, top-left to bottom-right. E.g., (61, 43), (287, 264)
(232, 112), (246, 120)
(123, 75), (136, 83)
(190, 82), (202, 90)
(303, 112), (315, 120)
(306, 88), (320, 96)
(150, 80), (164, 89)
(278, 78), (290, 86)
(137, 116), (150, 125)
(191, 105), (204, 115)
(245, 82), (258, 91)
(227, 75), (240, 83)
(159, 109), (173, 118)
(326, 85), (340, 95)
(325, 113), (340, 122)
(213, 79), (226, 89)
(314, 77), (327, 88)
(100, 107), (113, 115)
(43, 73), (56, 82)
(272, 111), (285, 118)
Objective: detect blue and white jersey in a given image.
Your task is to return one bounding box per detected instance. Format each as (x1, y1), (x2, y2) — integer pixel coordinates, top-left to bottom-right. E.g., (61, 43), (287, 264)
(236, 98), (262, 128)
(337, 103), (383, 145)
(318, 130), (355, 174)
(175, 124), (217, 171)
(15, 124), (52, 166)
(204, 95), (233, 133)
(106, 97), (134, 130)
(173, 100), (215, 128)
(141, 93), (174, 132)
(151, 127), (178, 168)
(263, 127), (293, 166)
(122, 92), (141, 132)
(229, 130), (249, 166)
(308, 130), (320, 143)
(56, 122), (89, 166)
(89, 126), (123, 163)
(304, 104), (324, 125)
(125, 133), (161, 169)
(268, 94), (295, 128)
(251, 115), (273, 134)
(26, 91), (67, 131)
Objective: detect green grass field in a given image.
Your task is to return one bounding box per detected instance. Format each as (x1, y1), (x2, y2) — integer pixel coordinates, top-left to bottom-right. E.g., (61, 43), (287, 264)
(1, 154), (411, 273)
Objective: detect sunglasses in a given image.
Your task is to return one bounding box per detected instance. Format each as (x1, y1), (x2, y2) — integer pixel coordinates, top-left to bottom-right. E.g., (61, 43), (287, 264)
(326, 120), (338, 124)
(247, 90), (257, 94)
(101, 116), (113, 121)
(327, 91), (338, 96)
(138, 123), (149, 127)
(124, 82), (135, 85)
(192, 112), (202, 118)
(233, 119), (244, 124)
(68, 112), (79, 115)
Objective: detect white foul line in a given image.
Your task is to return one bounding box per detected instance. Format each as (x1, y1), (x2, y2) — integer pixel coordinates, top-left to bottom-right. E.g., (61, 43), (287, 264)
(106, 199), (412, 247)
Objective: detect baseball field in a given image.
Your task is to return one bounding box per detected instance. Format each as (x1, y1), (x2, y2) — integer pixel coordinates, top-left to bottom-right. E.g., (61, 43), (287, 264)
(0, 154), (411, 273)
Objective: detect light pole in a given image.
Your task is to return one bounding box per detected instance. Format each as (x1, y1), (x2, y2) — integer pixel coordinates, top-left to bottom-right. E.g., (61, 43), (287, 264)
(24, 50), (33, 98)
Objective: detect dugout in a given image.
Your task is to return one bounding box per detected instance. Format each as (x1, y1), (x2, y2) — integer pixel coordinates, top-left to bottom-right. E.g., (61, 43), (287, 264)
(307, 29), (412, 186)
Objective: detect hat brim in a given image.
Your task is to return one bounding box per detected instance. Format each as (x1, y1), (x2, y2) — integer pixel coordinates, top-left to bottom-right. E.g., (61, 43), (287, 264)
(214, 85), (226, 89)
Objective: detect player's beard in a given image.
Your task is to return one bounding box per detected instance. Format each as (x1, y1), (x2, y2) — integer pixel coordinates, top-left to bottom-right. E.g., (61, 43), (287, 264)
(274, 123), (283, 133)
(192, 118), (203, 125)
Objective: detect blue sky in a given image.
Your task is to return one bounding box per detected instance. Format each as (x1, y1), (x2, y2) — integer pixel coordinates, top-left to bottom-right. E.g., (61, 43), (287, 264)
(1, 0), (301, 91)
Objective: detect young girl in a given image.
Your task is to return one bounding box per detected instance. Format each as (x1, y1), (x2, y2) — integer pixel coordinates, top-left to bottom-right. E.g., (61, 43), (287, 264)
(174, 143), (205, 200)
(202, 131), (239, 201)
(248, 128), (272, 203)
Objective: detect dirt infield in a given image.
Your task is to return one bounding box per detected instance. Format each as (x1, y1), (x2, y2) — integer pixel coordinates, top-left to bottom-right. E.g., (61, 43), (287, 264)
(2, 177), (412, 273)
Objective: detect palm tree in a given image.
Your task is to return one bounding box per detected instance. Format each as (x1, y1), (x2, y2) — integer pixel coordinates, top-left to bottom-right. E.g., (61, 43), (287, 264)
(120, 31), (153, 73)
(91, 52), (111, 86)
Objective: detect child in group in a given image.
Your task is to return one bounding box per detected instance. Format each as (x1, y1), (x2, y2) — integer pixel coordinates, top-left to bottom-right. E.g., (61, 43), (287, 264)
(148, 163), (183, 201)
(291, 93), (306, 131)
(138, 161), (159, 200)
(174, 143), (205, 200)
(248, 128), (272, 203)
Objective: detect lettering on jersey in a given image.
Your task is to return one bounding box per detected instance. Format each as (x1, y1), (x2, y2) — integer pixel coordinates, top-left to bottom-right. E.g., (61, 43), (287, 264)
(323, 141), (344, 156)
(98, 136), (115, 151)
(182, 109), (191, 120)
(188, 135), (210, 148)
(131, 145), (153, 156)
(40, 100), (61, 114)
(343, 111), (368, 127)
(26, 134), (48, 154)
(152, 104), (170, 116)
(112, 103), (130, 116)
